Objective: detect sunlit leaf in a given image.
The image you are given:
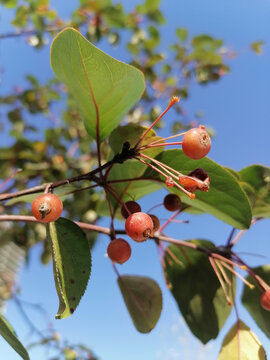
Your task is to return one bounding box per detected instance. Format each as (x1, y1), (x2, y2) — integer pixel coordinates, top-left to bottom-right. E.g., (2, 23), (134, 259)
(219, 320), (266, 359)
(47, 218), (91, 319)
(118, 275), (162, 333)
(51, 27), (145, 142)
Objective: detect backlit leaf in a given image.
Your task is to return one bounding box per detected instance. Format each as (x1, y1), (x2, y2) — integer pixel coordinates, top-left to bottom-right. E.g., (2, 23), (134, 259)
(219, 320), (266, 360)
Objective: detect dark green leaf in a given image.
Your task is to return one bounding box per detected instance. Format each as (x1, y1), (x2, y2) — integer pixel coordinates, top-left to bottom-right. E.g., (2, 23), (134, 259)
(51, 28), (145, 141)
(118, 275), (162, 333)
(0, 315), (29, 360)
(47, 218), (91, 319)
(242, 265), (270, 338)
(238, 165), (270, 218)
(219, 320), (266, 359)
(164, 240), (234, 343)
(145, 150), (252, 229)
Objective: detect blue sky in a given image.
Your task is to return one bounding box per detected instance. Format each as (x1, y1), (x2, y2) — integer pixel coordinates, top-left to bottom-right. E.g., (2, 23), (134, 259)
(0, 0), (270, 359)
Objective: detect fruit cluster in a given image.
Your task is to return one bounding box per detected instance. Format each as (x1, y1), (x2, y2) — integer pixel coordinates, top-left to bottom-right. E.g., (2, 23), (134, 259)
(107, 194), (182, 265)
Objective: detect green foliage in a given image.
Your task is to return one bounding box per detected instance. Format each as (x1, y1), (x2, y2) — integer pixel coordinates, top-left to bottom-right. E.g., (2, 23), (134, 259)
(51, 28), (145, 142)
(238, 165), (270, 218)
(218, 320), (266, 359)
(0, 315), (30, 360)
(47, 218), (91, 319)
(145, 150), (252, 229)
(164, 240), (234, 343)
(118, 275), (162, 333)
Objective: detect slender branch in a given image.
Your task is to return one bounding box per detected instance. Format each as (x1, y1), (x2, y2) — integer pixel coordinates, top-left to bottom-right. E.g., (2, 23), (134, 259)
(0, 143), (137, 202)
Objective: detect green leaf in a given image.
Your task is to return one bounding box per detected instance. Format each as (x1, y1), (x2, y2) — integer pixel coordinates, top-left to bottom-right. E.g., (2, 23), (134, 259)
(164, 240), (234, 343)
(109, 124), (163, 158)
(0, 315), (29, 360)
(219, 320), (266, 359)
(250, 41), (264, 55)
(146, 150), (252, 229)
(47, 217), (91, 319)
(51, 28), (145, 142)
(242, 265), (270, 338)
(118, 275), (162, 333)
(238, 165), (270, 218)
(176, 27), (188, 42)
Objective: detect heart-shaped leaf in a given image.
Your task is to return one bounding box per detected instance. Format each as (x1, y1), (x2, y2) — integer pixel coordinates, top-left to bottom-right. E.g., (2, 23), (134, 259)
(238, 165), (270, 218)
(163, 240), (234, 343)
(47, 217), (91, 319)
(0, 315), (29, 360)
(145, 150), (252, 229)
(242, 265), (270, 338)
(118, 275), (162, 333)
(219, 320), (266, 359)
(51, 28), (145, 142)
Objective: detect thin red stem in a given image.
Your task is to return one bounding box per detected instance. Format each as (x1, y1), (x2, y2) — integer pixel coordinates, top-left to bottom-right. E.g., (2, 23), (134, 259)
(134, 97), (179, 149)
(148, 132), (186, 145)
(140, 141), (182, 149)
(158, 209), (182, 234)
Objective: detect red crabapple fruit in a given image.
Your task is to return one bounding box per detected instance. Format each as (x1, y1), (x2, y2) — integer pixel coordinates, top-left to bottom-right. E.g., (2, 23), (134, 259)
(125, 212), (153, 242)
(260, 290), (270, 311)
(121, 201), (141, 219)
(32, 193), (63, 223)
(182, 126), (211, 159)
(163, 193), (181, 212)
(107, 238), (131, 264)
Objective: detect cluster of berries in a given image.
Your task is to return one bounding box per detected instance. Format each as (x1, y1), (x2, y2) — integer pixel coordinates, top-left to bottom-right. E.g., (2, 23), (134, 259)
(107, 194), (181, 264)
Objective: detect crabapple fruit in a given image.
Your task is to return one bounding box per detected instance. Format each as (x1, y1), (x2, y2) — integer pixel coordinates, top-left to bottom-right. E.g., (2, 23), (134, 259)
(260, 290), (270, 311)
(32, 193), (63, 223)
(163, 193), (181, 212)
(121, 201), (141, 219)
(125, 212), (153, 242)
(107, 238), (131, 264)
(182, 126), (211, 159)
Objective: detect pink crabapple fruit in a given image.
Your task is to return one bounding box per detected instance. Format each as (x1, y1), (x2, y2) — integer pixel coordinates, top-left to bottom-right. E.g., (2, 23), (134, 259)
(125, 212), (153, 242)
